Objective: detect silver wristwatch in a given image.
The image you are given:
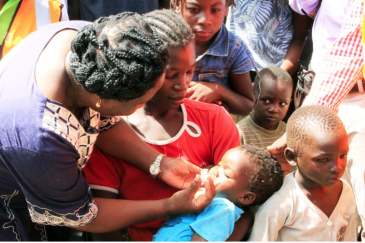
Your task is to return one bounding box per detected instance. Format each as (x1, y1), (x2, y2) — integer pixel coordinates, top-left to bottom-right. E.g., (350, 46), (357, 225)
(149, 154), (165, 178)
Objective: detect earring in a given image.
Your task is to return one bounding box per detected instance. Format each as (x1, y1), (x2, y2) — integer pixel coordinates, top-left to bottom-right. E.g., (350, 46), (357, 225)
(96, 98), (101, 108)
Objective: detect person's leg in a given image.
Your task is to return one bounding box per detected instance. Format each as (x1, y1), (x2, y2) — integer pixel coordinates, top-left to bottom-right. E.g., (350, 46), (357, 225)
(338, 93), (365, 240)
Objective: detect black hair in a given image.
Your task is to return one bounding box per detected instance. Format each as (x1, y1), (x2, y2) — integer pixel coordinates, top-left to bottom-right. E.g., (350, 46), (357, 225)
(69, 12), (169, 101)
(170, 0), (236, 11)
(287, 105), (346, 155)
(143, 10), (194, 51)
(238, 144), (283, 206)
(253, 66), (293, 93)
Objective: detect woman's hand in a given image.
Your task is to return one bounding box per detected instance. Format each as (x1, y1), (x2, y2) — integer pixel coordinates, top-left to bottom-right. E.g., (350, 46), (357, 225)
(187, 81), (222, 104)
(267, 132), (292, 176)
(159, 157), (204, 189)
(166, 174), (215, 215)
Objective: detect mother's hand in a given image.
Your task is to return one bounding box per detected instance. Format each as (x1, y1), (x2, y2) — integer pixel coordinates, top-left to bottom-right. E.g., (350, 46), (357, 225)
(159, 157), (204, 189)
(166, 174), (215, 215)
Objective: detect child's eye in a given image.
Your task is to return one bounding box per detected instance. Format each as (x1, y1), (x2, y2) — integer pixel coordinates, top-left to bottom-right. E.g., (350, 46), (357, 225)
(262, 99), (270, 104)
(316, 158), (328, 163)
(224, 171), (230, 179)
(280, 102), (287, 106)
(211, 8), (221, 13)
(187, 7), (199, 13)
(165, 74), (176, 79)
(340, 154), (347, 159)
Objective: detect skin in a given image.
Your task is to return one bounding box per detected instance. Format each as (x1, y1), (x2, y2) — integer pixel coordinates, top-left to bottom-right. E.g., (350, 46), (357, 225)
(33, 28), (215, 233)
(285, 128), (349, 218)
(280, 12), (313, 76)
(251, 77), (293, 131)
(181, 0), (255, 115)
(191, 148), (256, 241)
(127, 42), (197, 141)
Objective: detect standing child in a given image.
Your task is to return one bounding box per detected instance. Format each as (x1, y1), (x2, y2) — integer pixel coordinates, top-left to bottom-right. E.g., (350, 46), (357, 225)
(237, 67), (292, 149)
(153, 145), (283, 242)
(171, 0), (257, 116)
(249, 105), (360, 241)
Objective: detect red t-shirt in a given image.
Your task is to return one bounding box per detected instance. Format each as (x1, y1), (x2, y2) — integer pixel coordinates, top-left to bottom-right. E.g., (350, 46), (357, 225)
(83, 99), (240, 240)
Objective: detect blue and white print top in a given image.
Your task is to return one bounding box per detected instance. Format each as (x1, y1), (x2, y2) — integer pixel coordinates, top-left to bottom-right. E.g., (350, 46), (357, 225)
(227, 0), (294, 71)
(0, 21), (120, 241)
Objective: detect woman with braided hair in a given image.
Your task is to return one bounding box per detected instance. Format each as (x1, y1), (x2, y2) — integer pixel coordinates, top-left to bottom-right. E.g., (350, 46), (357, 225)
(0, 12), (215, 241)
(83, 10), (243, 241)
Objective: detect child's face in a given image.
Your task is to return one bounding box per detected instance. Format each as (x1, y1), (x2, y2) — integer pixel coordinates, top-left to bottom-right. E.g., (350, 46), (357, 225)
(251, 78), (292, 130)
(181, 0), (227, 45)
(208, 148), (251, 205)
(149, 42), (196, 110)
(296, 128), (349, 188)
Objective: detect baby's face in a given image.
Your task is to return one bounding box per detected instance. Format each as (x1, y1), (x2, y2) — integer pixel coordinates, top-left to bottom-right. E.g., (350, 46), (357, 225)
(208, 148), (250, 204)
(296, 128), (349, 188)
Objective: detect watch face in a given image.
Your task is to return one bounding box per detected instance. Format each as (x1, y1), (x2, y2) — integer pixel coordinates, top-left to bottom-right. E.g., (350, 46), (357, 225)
(150, 164), (160, 175)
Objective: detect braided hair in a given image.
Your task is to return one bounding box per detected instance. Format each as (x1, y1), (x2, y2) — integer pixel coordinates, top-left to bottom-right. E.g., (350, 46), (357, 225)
(69, 12), (169, 101)
(143, 10), (194, 51)
(170, 0), (236, 10)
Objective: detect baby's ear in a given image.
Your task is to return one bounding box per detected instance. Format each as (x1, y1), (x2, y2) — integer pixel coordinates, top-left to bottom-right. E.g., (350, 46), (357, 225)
(238, 192), (256, 206)
(284, 147), (297, 166)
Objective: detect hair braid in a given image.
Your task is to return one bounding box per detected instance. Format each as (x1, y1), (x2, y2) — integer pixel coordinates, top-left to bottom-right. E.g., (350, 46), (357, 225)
(143, 10), (194, 50)
(69, 12), (169, 101)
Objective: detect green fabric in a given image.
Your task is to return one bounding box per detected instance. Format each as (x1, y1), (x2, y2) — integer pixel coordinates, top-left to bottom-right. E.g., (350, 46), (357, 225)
(0, 0), (21, 45)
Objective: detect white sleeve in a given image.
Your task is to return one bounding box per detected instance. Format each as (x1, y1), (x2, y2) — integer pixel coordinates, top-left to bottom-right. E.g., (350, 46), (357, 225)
(289, 0), (319, 15)
(248, 194), (290, 241)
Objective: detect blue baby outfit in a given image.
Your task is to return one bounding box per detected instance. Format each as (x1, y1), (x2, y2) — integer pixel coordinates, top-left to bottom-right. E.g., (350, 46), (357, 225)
(153, 198), (243, 242)
(192, 24), (255, 89)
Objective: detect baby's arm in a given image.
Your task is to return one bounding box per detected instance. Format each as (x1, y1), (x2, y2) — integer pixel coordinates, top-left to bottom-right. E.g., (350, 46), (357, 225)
(190, 233), (208, 241)
(227, 209), (254, 241)
(187, 72), (254, 116)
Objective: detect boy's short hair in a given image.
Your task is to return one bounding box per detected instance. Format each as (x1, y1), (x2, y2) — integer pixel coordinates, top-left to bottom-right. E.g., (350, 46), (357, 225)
(287, 105), (345, 155)
(238, 144), (283, 206)
(253, 66), (293, 92)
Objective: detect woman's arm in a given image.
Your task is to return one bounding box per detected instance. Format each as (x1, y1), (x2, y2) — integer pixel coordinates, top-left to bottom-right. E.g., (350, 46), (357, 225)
(280, 11), (313, 76)
(74, 174), (215, 233)
(88, 190), (125, 241)
(186, 72), (255, 116)
(96, 119), (202, 189)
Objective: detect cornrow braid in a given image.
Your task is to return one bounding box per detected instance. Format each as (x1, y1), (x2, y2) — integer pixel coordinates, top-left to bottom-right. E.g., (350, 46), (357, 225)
(143, 10), (194, 51)
(170, 0), (236, 10)
(69, 12), (169, 101)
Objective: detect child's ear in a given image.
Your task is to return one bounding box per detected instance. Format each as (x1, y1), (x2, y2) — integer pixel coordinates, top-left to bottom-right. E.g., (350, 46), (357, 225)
(284, 147), (297, 166)
(238, 192), (256, 206)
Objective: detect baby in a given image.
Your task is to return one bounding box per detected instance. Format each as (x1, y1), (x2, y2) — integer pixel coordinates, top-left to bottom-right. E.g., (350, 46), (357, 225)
(153, 145), (283, 241)
(237, 67), (293, 149)
(249, 105), (360, 241)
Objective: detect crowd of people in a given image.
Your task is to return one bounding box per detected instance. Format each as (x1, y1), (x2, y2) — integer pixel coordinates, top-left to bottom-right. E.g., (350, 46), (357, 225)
(0, 0), (364, 241)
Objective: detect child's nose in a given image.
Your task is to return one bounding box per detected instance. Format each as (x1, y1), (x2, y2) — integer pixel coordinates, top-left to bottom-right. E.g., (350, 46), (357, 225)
(198, 11), (211, 25)
(268, 103), (279, 113)
(174, 79), (189, 91)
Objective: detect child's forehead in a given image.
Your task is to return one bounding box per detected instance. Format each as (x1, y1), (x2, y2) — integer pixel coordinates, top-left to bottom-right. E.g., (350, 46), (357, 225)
(184, 0), (227, 5)
(224, 148), (253, 169)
